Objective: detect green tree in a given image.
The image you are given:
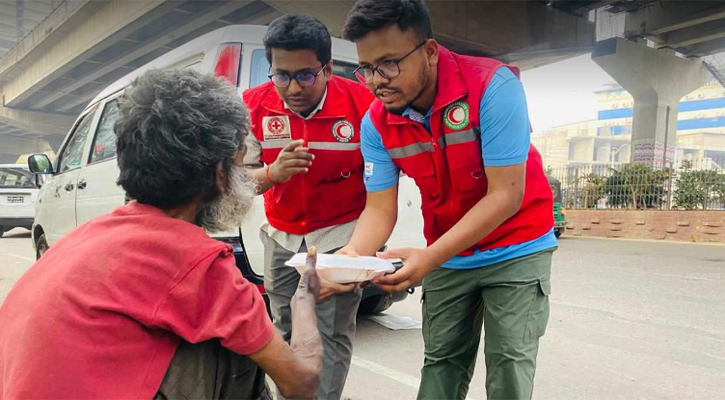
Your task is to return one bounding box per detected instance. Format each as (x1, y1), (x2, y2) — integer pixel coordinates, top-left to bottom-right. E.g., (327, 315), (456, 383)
(580, 173), (606, 209)
(674, 161), (725, 210)
(604, 164), (668, 209)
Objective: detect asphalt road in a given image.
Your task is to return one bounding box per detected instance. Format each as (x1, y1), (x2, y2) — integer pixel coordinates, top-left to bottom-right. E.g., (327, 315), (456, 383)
(1, 228), (724, 399)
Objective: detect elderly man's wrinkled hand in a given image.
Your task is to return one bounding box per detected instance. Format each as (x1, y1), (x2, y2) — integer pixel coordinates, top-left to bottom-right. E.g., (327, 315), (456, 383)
(295, 247), (321, 304)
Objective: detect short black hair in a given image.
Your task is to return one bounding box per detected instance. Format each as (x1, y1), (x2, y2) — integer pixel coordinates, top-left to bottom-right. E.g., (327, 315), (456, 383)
(115, 69), (249, 209)
(342, 0), (433, 42)
(263, 14), (332, 66)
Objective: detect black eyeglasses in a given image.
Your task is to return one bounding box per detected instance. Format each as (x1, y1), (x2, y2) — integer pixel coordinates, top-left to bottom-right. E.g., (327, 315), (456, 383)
(268, 65), (326, 88)
(354, 41), (427, 83)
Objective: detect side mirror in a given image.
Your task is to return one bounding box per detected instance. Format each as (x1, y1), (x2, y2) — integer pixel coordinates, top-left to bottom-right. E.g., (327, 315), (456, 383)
(28, 154), (53, 175)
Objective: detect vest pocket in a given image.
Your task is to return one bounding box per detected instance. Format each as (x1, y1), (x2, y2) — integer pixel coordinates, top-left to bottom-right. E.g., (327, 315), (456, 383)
(445, 143), (485, 193)
(322, 150), (363, 183)
(396, 154), (439, 201)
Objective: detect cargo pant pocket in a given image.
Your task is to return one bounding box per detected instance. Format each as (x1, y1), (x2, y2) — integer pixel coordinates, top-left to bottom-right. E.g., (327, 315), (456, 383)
(421, 289), (431, 346)
(523, 278), (551, 342)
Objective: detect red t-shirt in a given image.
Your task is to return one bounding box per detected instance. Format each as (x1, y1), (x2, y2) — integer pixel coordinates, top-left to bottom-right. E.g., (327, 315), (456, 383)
(0, 202), (274, 399)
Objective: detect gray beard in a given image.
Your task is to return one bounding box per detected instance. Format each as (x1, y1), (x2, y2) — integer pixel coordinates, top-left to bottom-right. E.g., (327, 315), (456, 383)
(196, 164), (256, 233)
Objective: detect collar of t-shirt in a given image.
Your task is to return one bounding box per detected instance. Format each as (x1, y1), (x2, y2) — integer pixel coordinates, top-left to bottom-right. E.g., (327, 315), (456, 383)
(403, 107), (432, 132)
(283, 88), (328, 120)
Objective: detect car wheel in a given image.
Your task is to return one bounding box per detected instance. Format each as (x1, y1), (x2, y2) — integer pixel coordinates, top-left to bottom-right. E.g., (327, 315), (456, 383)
(36, 233), (49, 260)
(358, 293), (393, 315)
(555, 228), (563, 239)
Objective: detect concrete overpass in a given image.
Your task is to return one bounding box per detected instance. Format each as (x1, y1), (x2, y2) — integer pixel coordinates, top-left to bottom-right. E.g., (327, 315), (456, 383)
(1, 0), (725, 166)
(584, 1), (725, 167)
(0, 0), (597, 161)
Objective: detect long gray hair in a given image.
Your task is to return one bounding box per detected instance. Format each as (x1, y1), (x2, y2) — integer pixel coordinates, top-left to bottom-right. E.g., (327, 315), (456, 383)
(115, 69), (250, 209)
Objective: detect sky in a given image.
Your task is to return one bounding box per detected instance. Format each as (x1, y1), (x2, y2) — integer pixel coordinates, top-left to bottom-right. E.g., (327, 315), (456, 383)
(520, 53), (615, 135)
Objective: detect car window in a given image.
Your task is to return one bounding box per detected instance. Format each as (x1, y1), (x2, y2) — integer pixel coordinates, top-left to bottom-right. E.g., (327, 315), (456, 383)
(90, 100), (119, 164)
(332, 60), (358, 81)
(249, 49), (269, 88)
(0, 167), (35, 188)
(57, 108), (97, 173)
(249, 48), (359, 88)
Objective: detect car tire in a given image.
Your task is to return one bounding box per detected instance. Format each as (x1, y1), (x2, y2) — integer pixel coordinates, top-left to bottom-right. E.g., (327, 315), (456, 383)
(555, 228), (563, 239)
(358, 293), (393, 315)
(36, 233), (49, 260)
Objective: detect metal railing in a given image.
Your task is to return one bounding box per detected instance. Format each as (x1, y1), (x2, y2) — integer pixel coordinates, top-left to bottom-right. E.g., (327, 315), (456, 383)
(595, 6), (626, 42)
(703, 54), (725, 90)
(547, 157), (725, 211)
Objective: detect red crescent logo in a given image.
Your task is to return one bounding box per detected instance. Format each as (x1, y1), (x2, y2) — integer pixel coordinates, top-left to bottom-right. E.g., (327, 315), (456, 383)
(447, 106), (463, 124)
(336, 124), (352, 139)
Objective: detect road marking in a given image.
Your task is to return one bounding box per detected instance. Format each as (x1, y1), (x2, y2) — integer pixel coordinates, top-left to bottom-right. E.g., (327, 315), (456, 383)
(5, 253), (34, 263)
(351, 355), (478, 400)
(351, 355), (420, 389)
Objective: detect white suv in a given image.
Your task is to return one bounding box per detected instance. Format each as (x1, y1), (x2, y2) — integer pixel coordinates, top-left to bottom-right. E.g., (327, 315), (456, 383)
(0, 164), (39, 237)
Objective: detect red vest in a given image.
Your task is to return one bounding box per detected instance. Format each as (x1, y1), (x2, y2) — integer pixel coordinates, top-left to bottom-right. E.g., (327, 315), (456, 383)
(243, 76), (374, 235)
(368, 47), (553, 255)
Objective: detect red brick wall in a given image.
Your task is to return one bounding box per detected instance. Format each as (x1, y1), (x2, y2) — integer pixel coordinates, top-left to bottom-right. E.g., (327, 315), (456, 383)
(565, 210), (725, 243)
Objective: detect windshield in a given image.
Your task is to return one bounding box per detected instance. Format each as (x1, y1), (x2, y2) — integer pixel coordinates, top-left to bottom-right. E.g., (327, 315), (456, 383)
(0, 167), (37, 188)
(547, 176), (562, 203)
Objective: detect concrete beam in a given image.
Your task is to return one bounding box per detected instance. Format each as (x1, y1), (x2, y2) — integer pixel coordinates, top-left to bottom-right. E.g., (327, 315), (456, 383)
(0, 0), (177, 106)
(17, 1), (53, 15)
(660, 18), (725, 49)
(0, 3), (50, 23)
(0, 21), (20, 36)
(43, 0), (256, 111)
(500, 45), (593, 70)
(0, 35), (15, 45)
(688, 37), (725, 57)
(0, 125), (22, 135)
(625, 2), (725, 37)
(567, 0), (620, 16)
(0, 102), (74, 136)
(53, 1), (281, 113)
(0, 134), (56, 162)
(0, 0), (95, 81)
(262, 0), (354, 38)
(263, 0), (594, 69)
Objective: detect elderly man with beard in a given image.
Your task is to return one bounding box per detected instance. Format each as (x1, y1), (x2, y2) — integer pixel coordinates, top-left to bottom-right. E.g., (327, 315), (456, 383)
(0, 69), (324, 400)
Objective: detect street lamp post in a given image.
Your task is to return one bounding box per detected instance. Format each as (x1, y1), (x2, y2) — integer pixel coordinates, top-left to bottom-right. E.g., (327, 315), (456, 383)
(610, 143), (629, 169)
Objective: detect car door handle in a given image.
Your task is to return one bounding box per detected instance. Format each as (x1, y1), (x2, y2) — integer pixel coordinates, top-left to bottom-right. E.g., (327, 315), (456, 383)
(77, 180), (87, 190)
(64, 183), (75, 192)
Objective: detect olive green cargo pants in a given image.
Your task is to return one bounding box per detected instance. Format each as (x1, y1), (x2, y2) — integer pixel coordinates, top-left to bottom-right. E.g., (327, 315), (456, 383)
(418, 250), (554, 400)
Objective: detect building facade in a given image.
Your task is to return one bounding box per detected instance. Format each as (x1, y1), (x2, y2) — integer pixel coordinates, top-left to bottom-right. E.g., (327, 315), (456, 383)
(533, 80), (725, 171)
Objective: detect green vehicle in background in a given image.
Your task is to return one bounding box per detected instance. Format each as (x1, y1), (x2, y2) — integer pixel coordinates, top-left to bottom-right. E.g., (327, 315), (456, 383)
(547, 175), (566, 238)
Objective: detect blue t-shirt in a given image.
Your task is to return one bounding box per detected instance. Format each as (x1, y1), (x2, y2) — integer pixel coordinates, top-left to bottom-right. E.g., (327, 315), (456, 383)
(361, 68), (557, 269)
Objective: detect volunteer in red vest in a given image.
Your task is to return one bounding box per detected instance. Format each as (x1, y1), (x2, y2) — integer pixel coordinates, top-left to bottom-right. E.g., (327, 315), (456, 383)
(243, 15), (374, 400)
(340, 1), (557, 399)
(0, 70), (324, 399)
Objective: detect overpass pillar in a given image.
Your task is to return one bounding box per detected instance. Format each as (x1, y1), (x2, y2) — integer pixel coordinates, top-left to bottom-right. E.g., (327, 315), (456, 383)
(592, 38), (711, 168)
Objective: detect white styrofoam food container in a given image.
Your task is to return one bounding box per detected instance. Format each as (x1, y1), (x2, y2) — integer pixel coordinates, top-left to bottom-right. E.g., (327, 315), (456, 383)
(285, 253), (396, 284)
